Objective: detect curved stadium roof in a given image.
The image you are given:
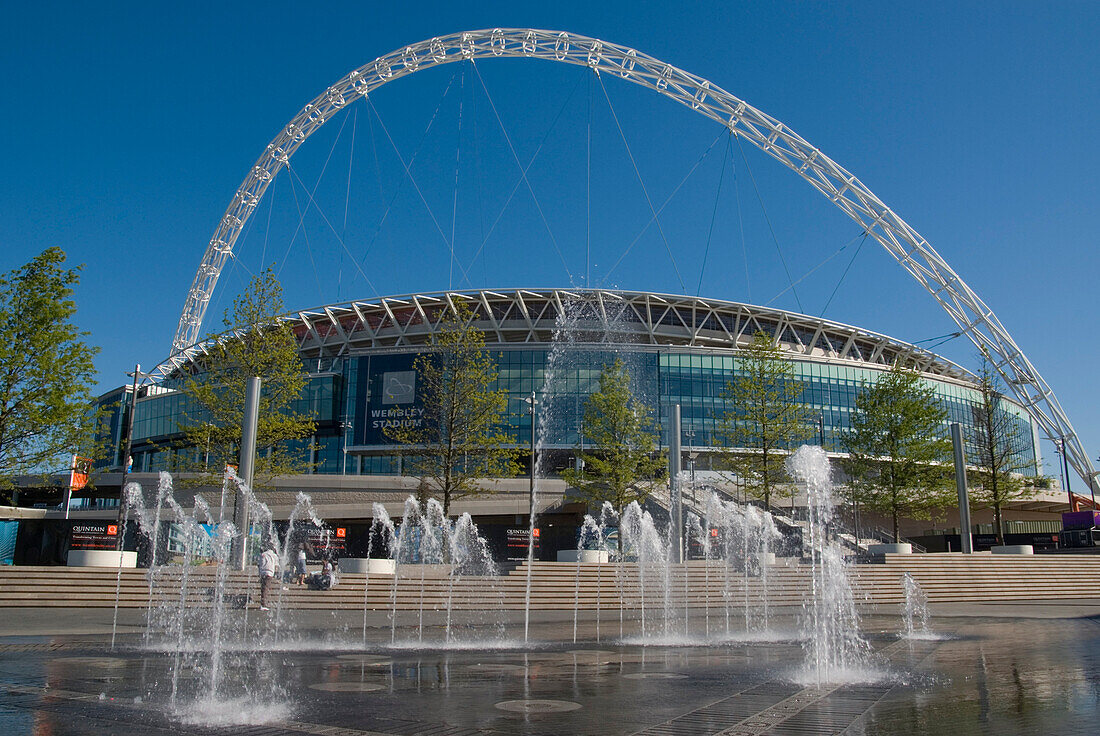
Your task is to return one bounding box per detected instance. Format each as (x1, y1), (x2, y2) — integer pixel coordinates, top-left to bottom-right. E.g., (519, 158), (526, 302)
(160, 289), (974, 384)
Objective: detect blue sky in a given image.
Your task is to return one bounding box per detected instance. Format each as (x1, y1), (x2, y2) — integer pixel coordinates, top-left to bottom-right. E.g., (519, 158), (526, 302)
(1, 1), (1097, 485)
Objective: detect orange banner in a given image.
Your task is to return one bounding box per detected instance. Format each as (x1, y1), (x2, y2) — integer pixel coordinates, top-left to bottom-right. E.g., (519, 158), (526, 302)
(70, 455), (93, 491)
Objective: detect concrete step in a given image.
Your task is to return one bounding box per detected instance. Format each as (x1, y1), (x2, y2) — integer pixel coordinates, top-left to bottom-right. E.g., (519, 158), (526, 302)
(5, 553), (1100, 609)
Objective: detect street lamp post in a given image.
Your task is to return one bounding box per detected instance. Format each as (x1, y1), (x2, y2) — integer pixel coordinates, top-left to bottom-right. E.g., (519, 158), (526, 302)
(684, 427), (696, 507)
(950, 422), (973, 554)
(231, 377), (262, 569)
(1091, 455), (1099, 509)
(119, 365), (145, 484)
(669, 405), (683, 564)
(339, 419), (352, 475)
(522, 392), (537, 522)
(1059, 436), (1073, 507)
(577, 418), (585, 478)
(116, 364), (148, 549)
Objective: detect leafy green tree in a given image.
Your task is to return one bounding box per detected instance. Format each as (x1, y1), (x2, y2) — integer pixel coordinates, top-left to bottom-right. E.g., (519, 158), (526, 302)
(179, 268), (315, 489)
(0, 248), (99, 499)
(387, 301), (519, 516)
(561, 359), (665, 551)
(966, 360), (1038, 545)
(843, 364), (953, 541)
(716, 332), (812, 510)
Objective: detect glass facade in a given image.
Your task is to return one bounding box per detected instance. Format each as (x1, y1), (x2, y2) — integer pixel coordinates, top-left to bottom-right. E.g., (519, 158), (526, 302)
(120, 374), (343, 473)
(109, 345), (1038, 477)
(348, 348), (1037, 475)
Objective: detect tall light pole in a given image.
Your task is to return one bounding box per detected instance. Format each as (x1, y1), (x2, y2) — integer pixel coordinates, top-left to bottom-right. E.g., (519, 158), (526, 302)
(522, 392), (537, 523)
(669, 404), (683, 564)
(1090, 468), (1100, 510)
(119, 365), (144, 484)
(339, 419), (352, 475)
(1060, 436), (1073, 508)
(684, 427), (696, 508)
(950, 422), (973, 554)
(232, 377), (262, 569)
(577, 417), (585, 478)
(116, 364), (147, 549)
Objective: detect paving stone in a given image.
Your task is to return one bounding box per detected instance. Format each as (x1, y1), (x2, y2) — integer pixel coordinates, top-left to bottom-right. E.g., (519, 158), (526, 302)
(0, 608), (1096, 735)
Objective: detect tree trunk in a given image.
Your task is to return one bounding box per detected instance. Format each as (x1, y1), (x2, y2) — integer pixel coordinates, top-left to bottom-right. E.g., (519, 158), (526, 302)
(415, 477), (429, 507)
(892, 509), (900, 543)
(616, 505), (624, 557)
(993, 503), (1004, 546)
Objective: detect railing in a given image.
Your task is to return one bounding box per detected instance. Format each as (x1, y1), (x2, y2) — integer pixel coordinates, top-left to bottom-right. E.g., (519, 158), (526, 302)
(858, 525), (927, 553)
(931, 520), (1064, 535)
(645, 484), (933, 553)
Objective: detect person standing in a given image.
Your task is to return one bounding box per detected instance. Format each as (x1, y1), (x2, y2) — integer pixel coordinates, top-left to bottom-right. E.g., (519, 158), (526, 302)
(258, 543), (279, 611)
(296, 546), (308, 585)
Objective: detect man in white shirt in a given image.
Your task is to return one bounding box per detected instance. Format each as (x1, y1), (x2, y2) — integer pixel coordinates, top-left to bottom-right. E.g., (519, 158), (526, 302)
(257, 543), (279, 611)
(296, 547), (308, 585)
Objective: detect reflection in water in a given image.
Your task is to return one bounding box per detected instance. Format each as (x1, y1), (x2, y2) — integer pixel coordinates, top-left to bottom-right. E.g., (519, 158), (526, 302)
(978, 645), (990, 724)
(859, 618), (1100, 735)
(3, 616), (1100, 735)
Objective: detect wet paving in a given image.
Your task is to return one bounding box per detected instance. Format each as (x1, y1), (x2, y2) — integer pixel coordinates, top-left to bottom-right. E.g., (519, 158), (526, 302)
(0, 612), (1098, 735)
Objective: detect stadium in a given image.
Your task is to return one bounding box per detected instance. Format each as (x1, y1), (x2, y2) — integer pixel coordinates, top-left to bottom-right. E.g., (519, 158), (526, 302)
(69, 285), (1056, 560)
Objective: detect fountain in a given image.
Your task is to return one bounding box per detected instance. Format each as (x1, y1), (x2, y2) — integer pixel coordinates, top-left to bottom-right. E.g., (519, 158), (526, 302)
(571, 513), (606, 643)
(685, 512), (710, 637)
(445, 511), (501, 643)
(382, 496), (505, 646)
(361, 502), (396, 644)
(118, 469), (290, 724)
(565, 503), (621, 643)
(900, 571), (934, 639)
(786, 445), (869, 684)
(697, 491), (782, 639)
(524, 293), (643, 641)
(107, 448), (877, 726)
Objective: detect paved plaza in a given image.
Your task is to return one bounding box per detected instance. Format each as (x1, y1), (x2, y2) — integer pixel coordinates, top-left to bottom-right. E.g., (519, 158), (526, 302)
(0, 602), (1098, 735)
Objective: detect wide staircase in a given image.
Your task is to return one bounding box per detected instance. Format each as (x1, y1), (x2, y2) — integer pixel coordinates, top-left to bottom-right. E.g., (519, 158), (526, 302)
(1, 553), (1099, 610)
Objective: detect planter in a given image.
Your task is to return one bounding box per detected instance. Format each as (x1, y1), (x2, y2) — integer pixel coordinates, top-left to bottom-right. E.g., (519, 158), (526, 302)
(556, 549), (610, 563)
(338, 558), (396, 574)
(991, 545), (1034, 555)
(756, 552), (776, 566)
(67, 550), (138, 568)
(867, 543), (913, 555)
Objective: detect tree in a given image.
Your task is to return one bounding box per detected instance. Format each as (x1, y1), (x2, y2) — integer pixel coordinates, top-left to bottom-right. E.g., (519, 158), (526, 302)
(0, 248), (99, 500)
(179, 268), (315, 489)
(967, 360), (1038, 545)
(561, 358), (665, 551)
(716, 332), (812, 510)
(843, 364), (953, 541)
(386, 300), (519, 516)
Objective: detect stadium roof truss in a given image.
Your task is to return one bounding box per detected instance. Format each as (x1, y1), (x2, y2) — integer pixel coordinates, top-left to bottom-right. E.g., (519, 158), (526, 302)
(164, 28), (1096, 490)
(172, 288), (972, 382)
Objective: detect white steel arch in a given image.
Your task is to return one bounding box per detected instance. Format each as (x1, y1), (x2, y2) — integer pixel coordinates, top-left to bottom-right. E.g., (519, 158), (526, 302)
(172, 28), (1096, 492)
